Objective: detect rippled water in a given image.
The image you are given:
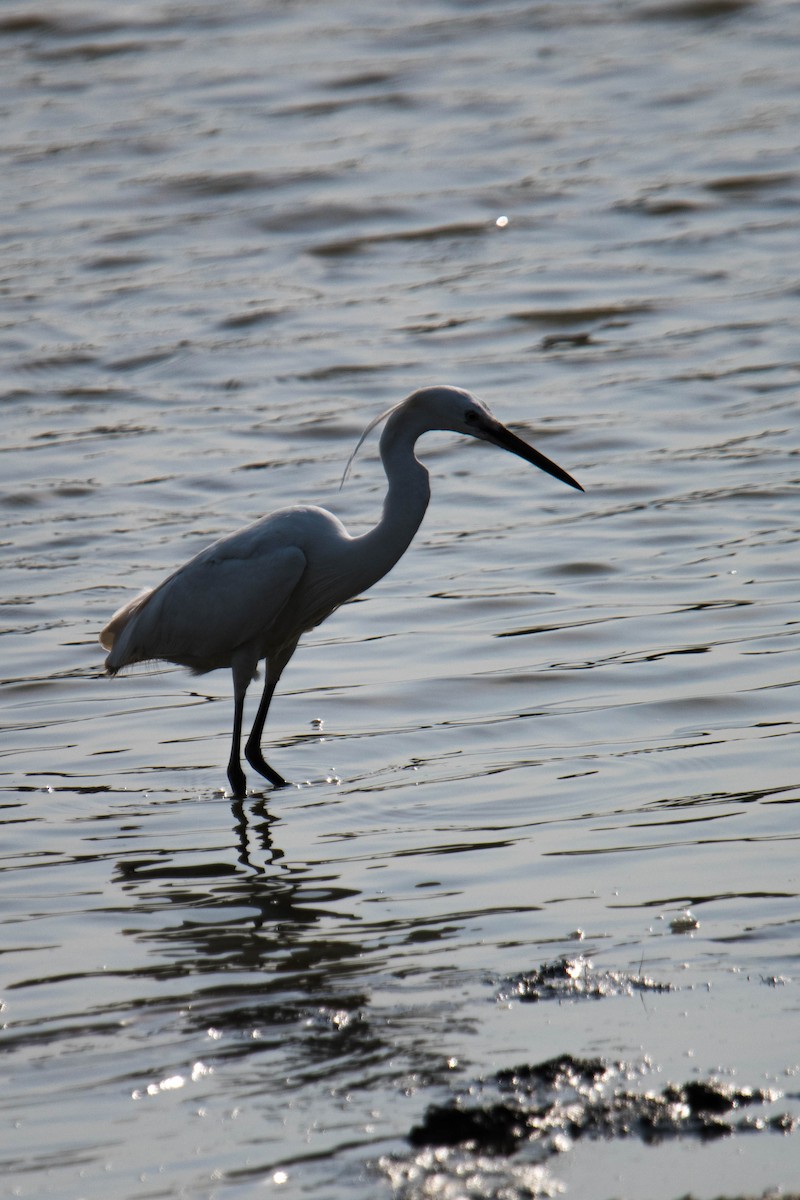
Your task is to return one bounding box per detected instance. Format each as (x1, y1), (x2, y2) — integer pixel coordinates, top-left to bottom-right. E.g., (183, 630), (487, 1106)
(2, 2), (799, 1197)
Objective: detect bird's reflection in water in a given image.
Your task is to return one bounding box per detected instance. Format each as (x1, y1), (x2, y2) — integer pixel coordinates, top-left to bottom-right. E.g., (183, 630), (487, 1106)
(113, 796), (361, 978)
(111, 802), (386, 1080)
(230, 792), (283, 876)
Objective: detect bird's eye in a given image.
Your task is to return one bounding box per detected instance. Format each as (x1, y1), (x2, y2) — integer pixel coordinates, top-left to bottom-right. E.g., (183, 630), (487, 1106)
(464, 410), (478, 424)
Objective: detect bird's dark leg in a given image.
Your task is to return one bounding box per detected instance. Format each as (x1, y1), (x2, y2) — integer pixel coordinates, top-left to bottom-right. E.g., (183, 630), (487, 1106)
(244, 667), (288, 788)
(227, 653), (254, 798)
(227, 684), (248, 799)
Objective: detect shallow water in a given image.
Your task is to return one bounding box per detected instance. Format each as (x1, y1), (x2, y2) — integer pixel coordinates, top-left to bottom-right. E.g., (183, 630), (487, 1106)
(2, 2), (799, 1197)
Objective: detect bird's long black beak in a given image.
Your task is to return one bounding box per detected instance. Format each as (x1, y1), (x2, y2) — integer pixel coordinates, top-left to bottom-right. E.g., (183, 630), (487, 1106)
(487, 421), (584, 492)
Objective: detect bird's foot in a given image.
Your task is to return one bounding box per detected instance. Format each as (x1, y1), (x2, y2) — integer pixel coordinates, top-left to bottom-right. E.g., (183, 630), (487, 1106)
(227, 760), (248, 799)
(244, 744), (288, 789)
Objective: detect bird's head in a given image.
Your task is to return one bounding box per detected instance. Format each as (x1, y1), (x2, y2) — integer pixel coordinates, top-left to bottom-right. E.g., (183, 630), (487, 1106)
(342, 385), (583, 492)
(403, 385), (584, 492)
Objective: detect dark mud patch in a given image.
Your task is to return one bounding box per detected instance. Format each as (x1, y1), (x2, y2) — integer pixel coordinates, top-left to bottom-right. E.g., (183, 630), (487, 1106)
(495, 955), (672, 1003)
(381, 1054), (798, 1199)
(410, 1057), (789, 1152)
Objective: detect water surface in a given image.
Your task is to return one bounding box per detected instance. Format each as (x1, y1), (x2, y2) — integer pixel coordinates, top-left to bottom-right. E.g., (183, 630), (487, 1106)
(2, 2), (799, 1197)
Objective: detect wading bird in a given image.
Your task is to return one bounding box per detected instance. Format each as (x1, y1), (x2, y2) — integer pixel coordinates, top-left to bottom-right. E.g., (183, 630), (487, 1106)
(101, 386), (582, 796)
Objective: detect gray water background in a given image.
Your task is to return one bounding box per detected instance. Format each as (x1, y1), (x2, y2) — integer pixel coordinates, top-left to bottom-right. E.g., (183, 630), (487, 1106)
(1, 1), (799, 1197)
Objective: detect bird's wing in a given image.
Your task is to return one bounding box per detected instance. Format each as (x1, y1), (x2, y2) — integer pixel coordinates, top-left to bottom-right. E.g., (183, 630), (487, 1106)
(109, 542), (307, 671)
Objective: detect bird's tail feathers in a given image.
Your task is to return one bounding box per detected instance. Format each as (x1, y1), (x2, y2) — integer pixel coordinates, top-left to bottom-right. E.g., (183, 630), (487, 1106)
(100, 587), (153, 673)
(100, 588), (152, 650)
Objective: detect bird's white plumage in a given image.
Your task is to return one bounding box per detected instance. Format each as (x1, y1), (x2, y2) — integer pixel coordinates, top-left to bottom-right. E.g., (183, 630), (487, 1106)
(102, 506), (354, 675)
(101, 386), (582, 794)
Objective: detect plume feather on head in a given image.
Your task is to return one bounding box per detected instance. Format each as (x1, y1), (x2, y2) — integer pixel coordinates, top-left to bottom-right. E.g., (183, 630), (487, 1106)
(340, 400), (403, 489)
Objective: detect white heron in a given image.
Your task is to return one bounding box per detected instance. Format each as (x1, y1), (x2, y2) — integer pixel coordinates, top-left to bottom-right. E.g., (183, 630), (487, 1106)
(101, 386), (583, 796)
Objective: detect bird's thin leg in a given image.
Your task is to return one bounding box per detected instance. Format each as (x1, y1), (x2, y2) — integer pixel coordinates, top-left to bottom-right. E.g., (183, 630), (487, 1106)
(227, 654), (253, 798)
(244, 666), (288, 788)
(227, 685), (248, 798)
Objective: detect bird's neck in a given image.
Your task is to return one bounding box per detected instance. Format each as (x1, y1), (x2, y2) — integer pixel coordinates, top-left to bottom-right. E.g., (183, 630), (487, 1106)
(352, 413), (432, 588)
